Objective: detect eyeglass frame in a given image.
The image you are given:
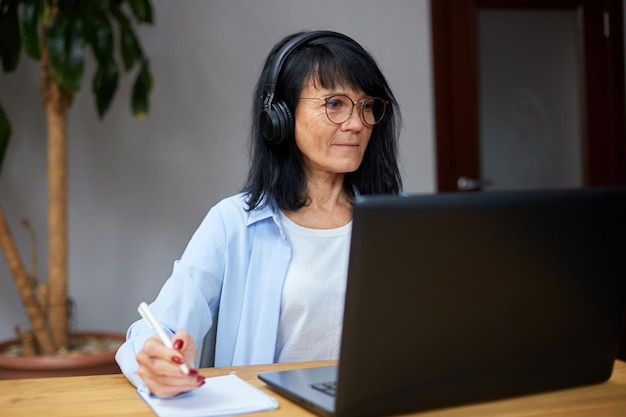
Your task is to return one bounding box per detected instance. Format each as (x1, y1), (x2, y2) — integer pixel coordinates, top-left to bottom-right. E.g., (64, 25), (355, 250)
(299, 94), (389, 126)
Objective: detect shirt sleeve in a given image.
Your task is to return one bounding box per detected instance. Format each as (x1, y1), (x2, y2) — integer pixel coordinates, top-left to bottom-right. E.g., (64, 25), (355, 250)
(115, 319), (164, 392)
(115, 200), (231, 389)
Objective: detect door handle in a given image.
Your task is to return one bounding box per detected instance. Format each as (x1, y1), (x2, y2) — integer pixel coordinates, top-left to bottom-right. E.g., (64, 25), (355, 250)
(457, 176), (492, 191)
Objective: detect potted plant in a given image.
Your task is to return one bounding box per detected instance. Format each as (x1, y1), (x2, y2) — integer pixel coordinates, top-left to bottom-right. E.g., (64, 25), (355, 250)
(0, 0), (153, 378)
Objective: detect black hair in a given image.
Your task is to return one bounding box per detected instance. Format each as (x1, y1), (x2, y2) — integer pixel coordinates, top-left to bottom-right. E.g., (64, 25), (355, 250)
(242, 31), (402, 211)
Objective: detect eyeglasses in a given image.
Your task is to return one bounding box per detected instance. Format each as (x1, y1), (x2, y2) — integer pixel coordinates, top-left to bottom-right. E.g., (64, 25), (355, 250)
(299, 95), (388, 126)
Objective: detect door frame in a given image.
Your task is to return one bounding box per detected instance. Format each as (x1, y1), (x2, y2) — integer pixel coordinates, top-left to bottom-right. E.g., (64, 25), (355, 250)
(431, 0), (626, 192)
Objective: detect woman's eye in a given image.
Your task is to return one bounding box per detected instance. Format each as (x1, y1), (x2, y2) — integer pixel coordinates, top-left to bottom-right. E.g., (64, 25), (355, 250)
(327, 98), (341, 108)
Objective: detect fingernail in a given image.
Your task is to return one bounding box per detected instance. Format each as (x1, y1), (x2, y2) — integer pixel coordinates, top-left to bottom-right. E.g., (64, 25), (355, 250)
(196, 375), (206, 385)
(171, 356), (183, 364)
(173, 339), (184, 350)
(188, 368), (199, 376)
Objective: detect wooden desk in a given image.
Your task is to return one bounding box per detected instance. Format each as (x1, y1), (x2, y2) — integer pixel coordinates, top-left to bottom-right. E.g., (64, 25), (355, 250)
(1, 360), (625, 417)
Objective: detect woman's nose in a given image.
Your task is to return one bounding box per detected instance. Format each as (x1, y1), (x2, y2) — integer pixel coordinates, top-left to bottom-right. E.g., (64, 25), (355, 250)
(340, 107), (365, 131)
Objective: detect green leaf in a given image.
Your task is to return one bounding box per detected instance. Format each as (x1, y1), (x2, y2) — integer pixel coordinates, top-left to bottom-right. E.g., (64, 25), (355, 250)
(48, 15), (85, 92)
(119, 20), (142, 70)
(84, 8), (114, 64)
(0, 103), (12, 175)
(125, 0), (153, 24)
(22, 0), (41, 60)
(93, 59), (119, 118)
(110, 2), (142, 71)
(131, 60), (152, 117)
(0, 0), (21, 72)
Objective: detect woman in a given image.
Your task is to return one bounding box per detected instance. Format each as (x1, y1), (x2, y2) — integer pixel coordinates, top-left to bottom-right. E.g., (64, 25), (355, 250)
(115, 30), (402, 398)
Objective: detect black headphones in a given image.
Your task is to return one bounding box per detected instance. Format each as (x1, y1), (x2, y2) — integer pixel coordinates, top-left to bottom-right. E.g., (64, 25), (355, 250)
(259, 31), (356, 145)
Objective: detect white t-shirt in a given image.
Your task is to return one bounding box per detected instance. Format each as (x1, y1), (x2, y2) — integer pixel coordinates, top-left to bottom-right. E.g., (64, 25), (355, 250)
(275, 211), (352, 362)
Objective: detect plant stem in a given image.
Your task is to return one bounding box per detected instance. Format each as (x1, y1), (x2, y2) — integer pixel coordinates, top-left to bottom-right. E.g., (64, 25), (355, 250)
(0, 206), (57, 354)
(45, 75), (69, 350)
(41, 19), (69, 349)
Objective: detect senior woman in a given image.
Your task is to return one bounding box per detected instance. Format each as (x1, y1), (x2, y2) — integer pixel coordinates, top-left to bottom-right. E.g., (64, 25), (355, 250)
(116, 30), (403, 398)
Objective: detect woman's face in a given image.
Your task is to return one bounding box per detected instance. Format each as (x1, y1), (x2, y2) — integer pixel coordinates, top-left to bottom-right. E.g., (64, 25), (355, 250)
(294, 79), (373, 178)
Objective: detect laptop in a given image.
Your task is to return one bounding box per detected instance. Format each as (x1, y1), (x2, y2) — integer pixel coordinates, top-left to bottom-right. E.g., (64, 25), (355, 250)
(259, 187), (626, 417)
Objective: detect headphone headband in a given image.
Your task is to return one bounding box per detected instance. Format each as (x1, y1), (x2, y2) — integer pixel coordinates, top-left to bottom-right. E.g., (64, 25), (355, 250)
(260, 30), (357, 144)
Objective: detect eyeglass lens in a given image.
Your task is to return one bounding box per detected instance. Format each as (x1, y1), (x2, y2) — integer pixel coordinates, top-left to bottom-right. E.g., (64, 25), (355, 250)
(325, 95), (386, 126)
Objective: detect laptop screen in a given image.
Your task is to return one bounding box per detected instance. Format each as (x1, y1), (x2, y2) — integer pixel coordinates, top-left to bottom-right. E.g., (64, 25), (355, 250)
(335, 187), (626, 415)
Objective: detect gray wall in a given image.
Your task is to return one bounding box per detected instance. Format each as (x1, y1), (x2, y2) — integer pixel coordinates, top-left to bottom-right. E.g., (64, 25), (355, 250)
(0, 0), (434, 341)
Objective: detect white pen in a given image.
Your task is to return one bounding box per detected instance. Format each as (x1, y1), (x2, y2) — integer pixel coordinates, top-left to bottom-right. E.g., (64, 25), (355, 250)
(138, 301), (190, 375)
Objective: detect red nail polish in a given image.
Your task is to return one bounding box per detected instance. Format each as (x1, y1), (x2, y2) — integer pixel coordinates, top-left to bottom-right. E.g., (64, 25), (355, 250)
(171, 356), (183, 364)
(188, 369), (199, 376)
(173, 339), (184, 350)
(196, 375), (206, 385)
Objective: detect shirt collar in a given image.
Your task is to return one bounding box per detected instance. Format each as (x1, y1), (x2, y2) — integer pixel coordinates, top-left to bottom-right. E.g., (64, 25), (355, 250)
(244, 186), (362, 227)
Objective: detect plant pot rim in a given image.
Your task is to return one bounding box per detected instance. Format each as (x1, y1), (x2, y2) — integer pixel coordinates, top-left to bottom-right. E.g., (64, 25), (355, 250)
(0, 331), (125, 371)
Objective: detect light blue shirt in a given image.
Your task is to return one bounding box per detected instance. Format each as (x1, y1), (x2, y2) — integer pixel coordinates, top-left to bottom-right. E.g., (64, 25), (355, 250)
(115, 193), (292, 390)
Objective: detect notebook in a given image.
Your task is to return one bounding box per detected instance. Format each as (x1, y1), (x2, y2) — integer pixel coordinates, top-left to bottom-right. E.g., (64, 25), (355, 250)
(137, 373), (278, 417)
(258, 187), (626, 417)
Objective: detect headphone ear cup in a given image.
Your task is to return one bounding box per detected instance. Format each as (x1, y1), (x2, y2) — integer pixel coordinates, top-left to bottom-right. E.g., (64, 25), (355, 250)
(261, 100), (294, 145)
(275, 101), (294, 144)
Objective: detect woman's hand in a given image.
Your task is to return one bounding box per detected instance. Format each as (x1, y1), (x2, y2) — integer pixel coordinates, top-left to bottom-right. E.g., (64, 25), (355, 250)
(136, 330), (205, 397)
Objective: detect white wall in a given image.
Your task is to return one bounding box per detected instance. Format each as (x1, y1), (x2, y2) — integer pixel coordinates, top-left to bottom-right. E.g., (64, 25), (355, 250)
(0, 0), (434, 341)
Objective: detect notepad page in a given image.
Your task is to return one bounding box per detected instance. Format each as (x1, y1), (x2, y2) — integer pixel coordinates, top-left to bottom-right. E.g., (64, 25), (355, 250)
(137, 373), (278, 417)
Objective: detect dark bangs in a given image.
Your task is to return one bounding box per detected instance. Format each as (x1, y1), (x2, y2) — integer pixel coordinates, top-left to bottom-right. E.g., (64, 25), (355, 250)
(277, 38), (390, 109)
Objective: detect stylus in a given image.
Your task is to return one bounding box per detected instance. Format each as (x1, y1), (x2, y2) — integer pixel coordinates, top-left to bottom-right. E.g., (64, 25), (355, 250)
(138, 301), (190, 375)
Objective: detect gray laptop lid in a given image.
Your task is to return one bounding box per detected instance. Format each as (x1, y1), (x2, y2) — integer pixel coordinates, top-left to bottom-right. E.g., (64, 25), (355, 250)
(261, 188), (626, 417)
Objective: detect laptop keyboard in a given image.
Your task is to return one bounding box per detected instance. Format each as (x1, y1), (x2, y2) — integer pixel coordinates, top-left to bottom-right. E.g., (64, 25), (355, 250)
(311, 380), (337, 397)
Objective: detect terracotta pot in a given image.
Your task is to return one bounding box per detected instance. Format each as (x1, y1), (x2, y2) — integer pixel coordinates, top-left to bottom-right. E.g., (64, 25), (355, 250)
(0, 331), (125, 380)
